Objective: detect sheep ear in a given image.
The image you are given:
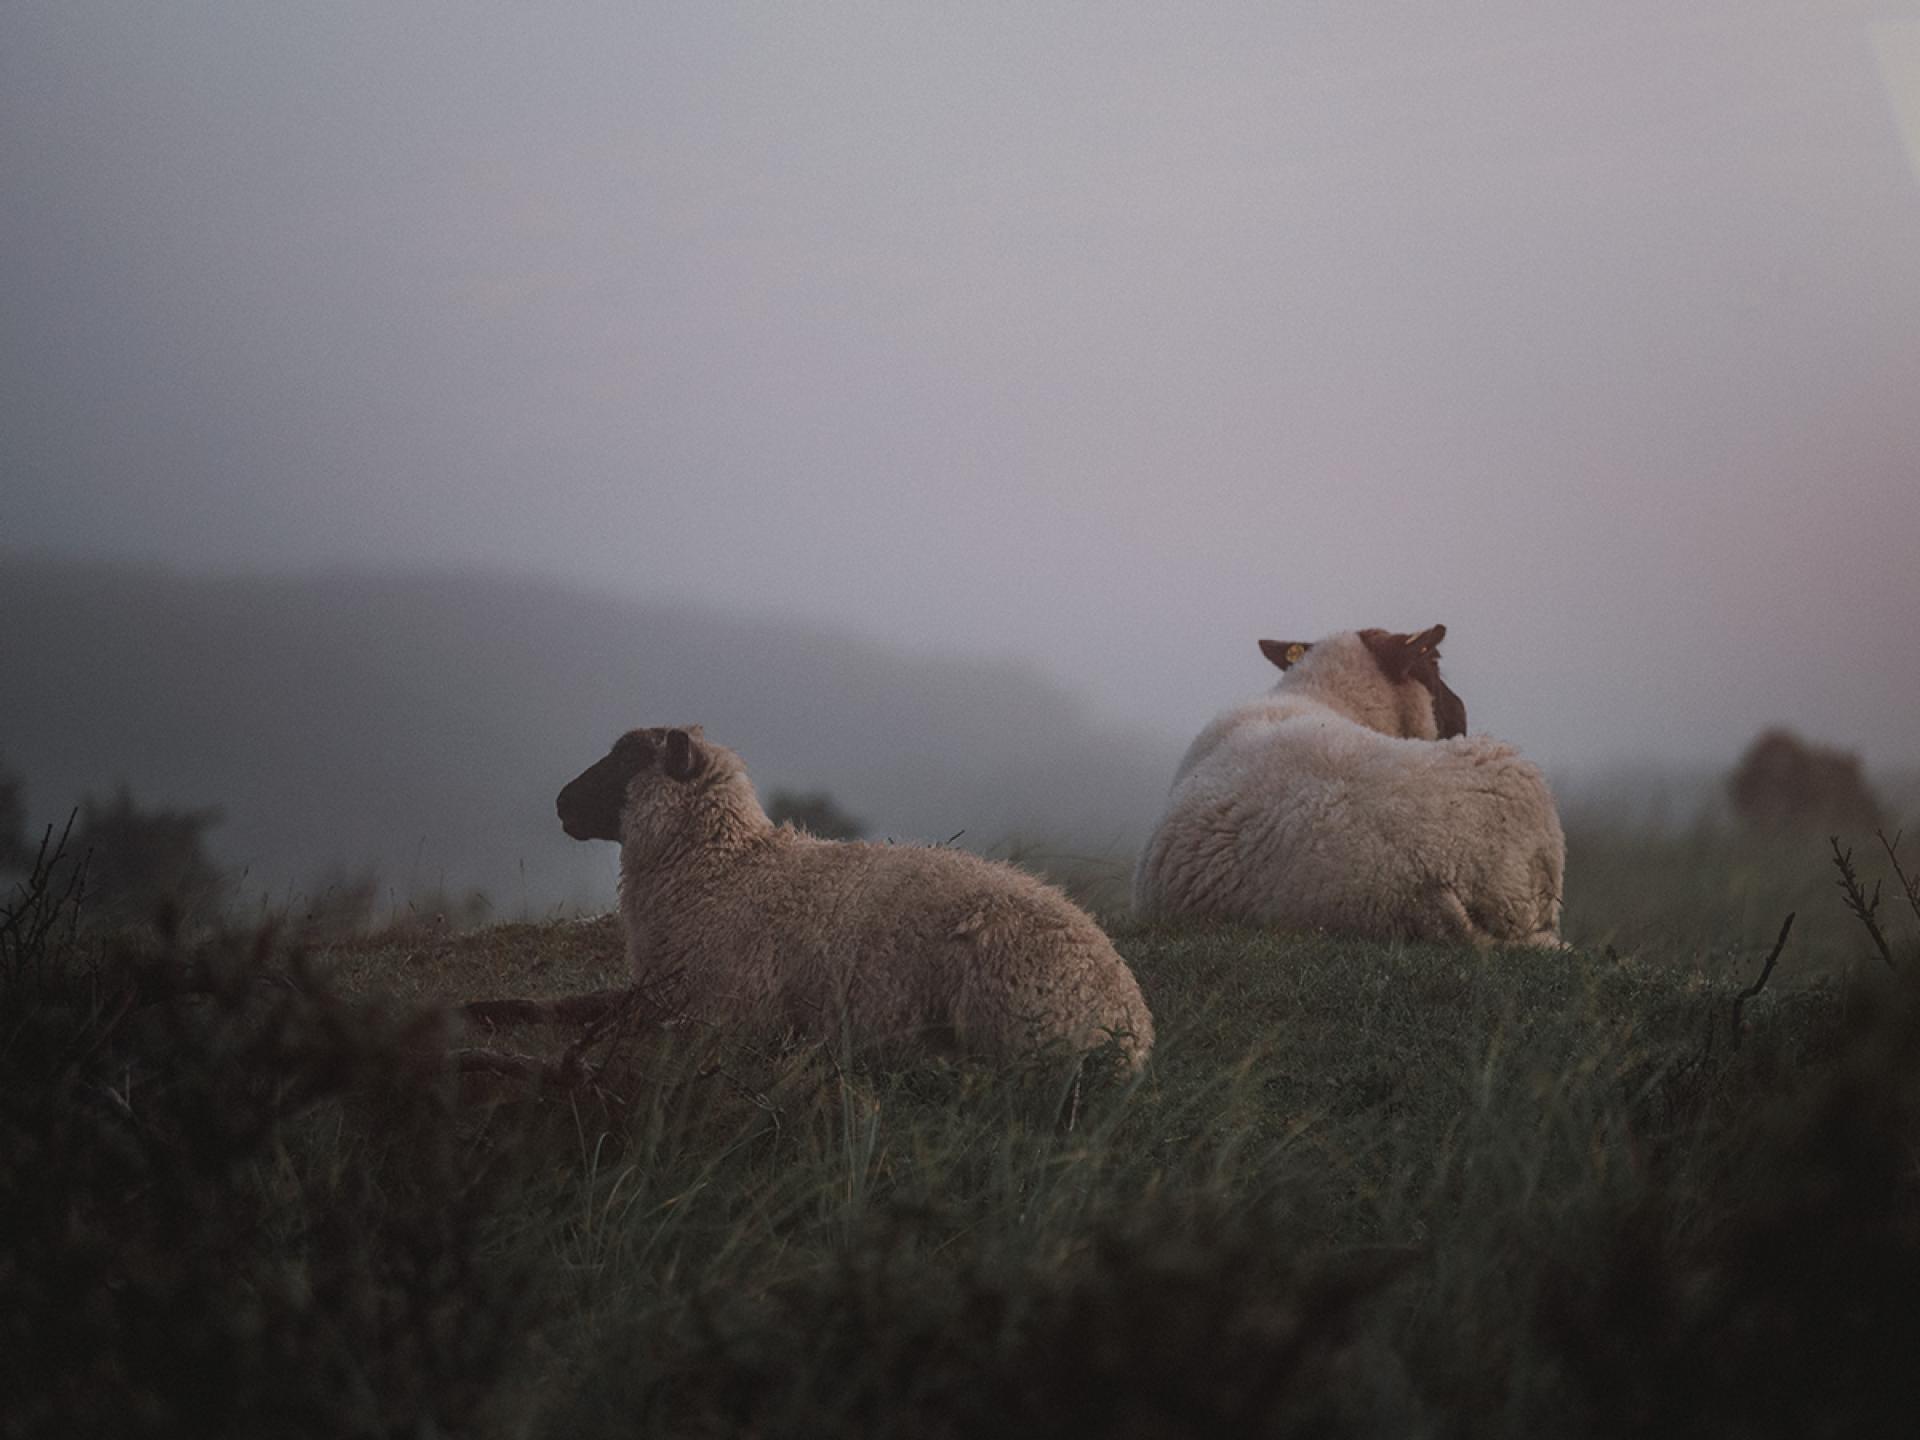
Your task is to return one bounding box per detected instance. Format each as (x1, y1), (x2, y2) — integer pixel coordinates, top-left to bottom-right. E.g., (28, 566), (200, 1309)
(613, 730), (657, 763)
(1360, 628), (1420, 681)
(1259, 639), (1312, 671)
(662, 727), (705, 781)
(1410, 624), (1446, 658)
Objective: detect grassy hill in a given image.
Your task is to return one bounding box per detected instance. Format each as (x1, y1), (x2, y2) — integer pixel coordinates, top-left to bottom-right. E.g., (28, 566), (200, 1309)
(0, 554), (1172, 914)
(7, 822), (1919, 1436)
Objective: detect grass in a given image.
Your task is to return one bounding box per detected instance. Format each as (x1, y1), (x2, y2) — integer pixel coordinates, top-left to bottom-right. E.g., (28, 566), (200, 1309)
(1560, 817), (1903, 973)
(7, 819), (1920, 1436)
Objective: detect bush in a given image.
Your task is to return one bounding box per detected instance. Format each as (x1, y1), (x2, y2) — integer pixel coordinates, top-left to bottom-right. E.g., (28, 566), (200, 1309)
(548, 1199), (1414, 1439)
(1538, 966), (1920, 1438)
(765, 789), (866, 841)
(0, 756), (28, 874)
(0, 831), (533, 1439)
(59, 785), (228, 928)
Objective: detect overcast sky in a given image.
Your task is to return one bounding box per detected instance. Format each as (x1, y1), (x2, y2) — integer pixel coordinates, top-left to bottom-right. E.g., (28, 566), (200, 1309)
(6, 1), (1919, 772)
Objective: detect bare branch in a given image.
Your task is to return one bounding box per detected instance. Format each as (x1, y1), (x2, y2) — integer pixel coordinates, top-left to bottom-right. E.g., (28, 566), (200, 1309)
(1877, 828), (1920, 932)
(1731, 912), (1795, 1051)
(1, 811), (86, 973)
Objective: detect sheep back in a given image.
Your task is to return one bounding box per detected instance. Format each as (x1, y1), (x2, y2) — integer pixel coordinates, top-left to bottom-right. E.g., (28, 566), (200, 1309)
(1136, 714), (1559, 948)
(1135, 696), (1564, 948)
(633, 833), (1154, 1068)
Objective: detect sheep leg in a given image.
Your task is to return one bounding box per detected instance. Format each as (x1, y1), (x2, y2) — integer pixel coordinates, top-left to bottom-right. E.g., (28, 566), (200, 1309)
(460, 986), (635, 1030)
(1427, 885), (1494, 949)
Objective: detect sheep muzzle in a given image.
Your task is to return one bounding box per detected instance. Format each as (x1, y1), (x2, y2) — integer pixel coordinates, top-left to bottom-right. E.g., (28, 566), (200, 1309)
(555, 744), (646, 843)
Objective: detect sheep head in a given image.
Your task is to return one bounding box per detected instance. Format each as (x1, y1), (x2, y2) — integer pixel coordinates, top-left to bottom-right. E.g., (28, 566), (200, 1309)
(1259, 625), (1467, 740)
(1360, 626), (1467, 739)
(556, 726), (710, 842)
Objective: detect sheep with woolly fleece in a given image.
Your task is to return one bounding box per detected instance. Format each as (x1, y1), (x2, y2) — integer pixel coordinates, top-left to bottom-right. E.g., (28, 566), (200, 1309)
(556, 726), (1154, 1069)
(1133, 625), (1565, 947)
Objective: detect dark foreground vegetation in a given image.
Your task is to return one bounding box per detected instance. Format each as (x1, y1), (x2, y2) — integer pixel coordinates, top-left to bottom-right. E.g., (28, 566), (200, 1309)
(5, 818), (1920, 1437)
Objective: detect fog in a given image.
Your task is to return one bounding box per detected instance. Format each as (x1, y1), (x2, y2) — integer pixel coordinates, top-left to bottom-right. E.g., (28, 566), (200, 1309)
(1, 558), (1180, 908)
(6, 4), (1919, 806)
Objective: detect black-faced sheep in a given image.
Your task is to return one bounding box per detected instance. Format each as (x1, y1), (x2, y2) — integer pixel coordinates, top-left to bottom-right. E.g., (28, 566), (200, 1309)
(1132, 626), (1565, 947)
(556, 726), (1154, 1069)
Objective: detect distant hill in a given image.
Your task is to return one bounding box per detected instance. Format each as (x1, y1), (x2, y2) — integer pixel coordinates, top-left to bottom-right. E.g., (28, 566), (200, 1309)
(0, 556), (1175, 912)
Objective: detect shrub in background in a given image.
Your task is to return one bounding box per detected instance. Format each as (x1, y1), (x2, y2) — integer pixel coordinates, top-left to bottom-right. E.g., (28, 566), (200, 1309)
(0, 755), (29, 874)
(765, 788), (866, 841)
(66, 785), (229, 926)
(1728, 727), (1884, 836)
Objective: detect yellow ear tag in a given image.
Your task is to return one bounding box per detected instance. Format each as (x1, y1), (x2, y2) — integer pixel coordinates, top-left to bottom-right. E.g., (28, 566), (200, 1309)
(1285, 644), (1307, 665)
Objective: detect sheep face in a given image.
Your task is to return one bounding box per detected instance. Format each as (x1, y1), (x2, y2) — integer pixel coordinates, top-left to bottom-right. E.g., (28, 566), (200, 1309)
(1259, 625), (1467, 740)
(556, 726), (710, 843)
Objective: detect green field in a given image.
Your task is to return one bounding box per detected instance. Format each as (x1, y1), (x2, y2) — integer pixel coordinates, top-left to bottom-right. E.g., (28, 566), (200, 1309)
(7, 821), (1920, 1437)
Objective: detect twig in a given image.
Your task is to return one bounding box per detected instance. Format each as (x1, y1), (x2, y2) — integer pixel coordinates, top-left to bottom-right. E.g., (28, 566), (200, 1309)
(1688, 999), (1718, 1073)
(1, 812), (87, 972)
(1830, 837), (1898, 970)
(1877, 828), (1920, 931)
(1730, 912), (1795, 1051)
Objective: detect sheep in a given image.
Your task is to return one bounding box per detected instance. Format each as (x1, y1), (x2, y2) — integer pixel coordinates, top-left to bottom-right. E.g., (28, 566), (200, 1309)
(1132, 625), (1565, 948)
(555, 725), (1154, 1070)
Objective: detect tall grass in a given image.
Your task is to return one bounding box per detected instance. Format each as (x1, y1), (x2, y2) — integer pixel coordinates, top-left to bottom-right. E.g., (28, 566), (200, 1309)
(1562, 815), (1894, 970)
(8, 824), (1920, 1435)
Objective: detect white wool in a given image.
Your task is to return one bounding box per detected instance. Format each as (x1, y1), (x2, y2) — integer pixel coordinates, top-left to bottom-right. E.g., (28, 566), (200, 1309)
(1134, 631), (1565, 947)
(576, 730), (1155, 1068)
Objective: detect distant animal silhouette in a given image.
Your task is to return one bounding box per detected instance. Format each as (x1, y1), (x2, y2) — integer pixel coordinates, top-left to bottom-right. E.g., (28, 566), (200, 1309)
(1728, 728), (1882, 835)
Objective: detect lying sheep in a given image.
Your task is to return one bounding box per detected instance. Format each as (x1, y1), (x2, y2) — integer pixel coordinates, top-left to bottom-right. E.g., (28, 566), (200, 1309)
(556, 726), (1154, 1069)
(1133, 626), (1565, 947)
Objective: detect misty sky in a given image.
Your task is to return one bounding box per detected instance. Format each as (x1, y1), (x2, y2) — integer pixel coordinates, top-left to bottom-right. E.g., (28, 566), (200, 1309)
(6, 2), (1919, 773)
